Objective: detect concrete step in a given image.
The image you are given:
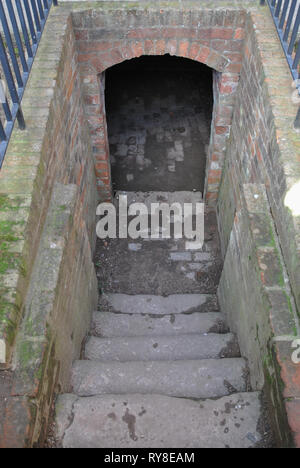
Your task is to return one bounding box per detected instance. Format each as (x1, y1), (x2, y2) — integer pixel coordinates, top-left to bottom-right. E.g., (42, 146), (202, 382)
(91, 311), (229, 338)
(55, 392), (263, 448)
(71, 358), (248, 399)
(99, 293), (219, 315)
(85, 333), (240, 362)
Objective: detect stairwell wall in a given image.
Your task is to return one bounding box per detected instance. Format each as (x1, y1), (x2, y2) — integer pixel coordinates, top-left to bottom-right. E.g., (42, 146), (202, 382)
(0, 12), (99, 448)
(217, 9), (300, 447)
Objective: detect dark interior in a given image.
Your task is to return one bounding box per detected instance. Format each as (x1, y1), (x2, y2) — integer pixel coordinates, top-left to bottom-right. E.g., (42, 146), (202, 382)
(105, 55), (213, 194)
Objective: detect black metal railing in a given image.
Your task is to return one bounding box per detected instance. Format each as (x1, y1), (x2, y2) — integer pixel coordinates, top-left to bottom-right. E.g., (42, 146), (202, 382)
(260, 0), (300, 127)
(0, 0), (58, 168)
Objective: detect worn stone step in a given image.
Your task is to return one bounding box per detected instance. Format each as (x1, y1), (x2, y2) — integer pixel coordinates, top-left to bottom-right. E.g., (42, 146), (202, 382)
(71, 358), (248, 399)
(85, 333), (240, 362)
(99, 293), (219, 315)
(91, 311), (229, 338)
(55, 392), (263, 448)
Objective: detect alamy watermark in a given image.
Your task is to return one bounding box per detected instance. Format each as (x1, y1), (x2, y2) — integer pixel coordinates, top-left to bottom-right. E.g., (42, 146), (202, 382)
(291, 339), (300, 364)
(96, 194), (204, 250)
(95, 195), (300, 365)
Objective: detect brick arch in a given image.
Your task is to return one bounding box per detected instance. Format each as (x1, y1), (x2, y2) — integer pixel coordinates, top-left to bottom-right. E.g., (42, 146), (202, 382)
(74, 6), (246, 204)
(88, 41), (231, 75)
(77, 39), (242, 204)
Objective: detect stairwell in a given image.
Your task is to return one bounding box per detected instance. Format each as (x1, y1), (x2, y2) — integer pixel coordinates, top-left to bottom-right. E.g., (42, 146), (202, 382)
(54, 192), (271, 448)
(0, 0), (299, 449)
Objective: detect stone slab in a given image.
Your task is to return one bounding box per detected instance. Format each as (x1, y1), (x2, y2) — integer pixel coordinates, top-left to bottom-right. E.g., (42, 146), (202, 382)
(71, 358), (248, 399)
(91, 311), (229, 337)
(85, 333), (240, 361)
(99, 293), (219, 315)
(55, 392), (263, 448)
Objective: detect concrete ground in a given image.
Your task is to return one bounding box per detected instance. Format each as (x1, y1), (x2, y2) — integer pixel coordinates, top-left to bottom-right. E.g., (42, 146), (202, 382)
(105, 55), (213, 194)
(56, 392), (264, 449)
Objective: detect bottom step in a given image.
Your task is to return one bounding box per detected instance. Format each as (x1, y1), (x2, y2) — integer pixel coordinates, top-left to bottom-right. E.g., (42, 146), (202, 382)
(55, 392), (264, 448)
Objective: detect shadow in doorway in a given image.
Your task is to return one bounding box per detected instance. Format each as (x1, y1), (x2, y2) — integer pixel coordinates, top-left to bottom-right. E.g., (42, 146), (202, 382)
(105, 55), (213, 194)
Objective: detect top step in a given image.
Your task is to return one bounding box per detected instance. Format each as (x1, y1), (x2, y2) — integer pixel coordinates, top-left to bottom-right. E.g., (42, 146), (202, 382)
(98, 293), (219, 315)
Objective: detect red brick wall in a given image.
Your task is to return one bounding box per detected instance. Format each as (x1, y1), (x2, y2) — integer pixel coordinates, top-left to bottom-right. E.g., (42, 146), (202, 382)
(217, 10), (300, 447)
(0, 13), (99, 448)
(72, 8), (247, 203)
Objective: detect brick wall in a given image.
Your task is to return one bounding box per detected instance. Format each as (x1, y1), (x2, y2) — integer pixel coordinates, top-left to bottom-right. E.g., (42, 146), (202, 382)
(0, 0), (299, 448)
(219, 184), (299, 447)
(71, 5), (247, 203)
(0, 11), (98, 447)
(0, 11), (98, 366)
(217, 8), (300, 447)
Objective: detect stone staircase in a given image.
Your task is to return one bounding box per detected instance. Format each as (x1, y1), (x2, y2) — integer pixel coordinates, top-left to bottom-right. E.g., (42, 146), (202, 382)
(54, 193), (266, 448)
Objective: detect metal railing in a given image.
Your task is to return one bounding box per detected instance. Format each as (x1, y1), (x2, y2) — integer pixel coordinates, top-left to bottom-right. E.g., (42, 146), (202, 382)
(260, 0), (300, 127)
(0, 0), (58, 168)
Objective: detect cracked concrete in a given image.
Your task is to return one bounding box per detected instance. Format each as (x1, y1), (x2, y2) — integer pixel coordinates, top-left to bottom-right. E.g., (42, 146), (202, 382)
(55, 393), (264, 448)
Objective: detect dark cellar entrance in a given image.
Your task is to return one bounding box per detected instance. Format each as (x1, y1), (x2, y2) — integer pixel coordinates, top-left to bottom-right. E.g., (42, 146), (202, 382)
(105, 55), (213, 194)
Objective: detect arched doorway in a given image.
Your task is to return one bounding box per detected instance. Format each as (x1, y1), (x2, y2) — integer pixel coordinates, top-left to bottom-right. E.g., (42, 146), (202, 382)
(104, 55), (213, 195)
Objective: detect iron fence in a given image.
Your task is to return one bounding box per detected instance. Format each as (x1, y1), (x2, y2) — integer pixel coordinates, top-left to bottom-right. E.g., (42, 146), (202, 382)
(260, 0), (300, 127)
(0, 0), (58, 168)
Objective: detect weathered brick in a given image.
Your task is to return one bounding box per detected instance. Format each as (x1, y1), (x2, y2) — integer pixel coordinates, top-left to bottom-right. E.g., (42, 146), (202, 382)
(178, 40), (190, 57)
(234, 28), (245, 40)
(285, 400), (300, 448)
(144, 39), (155, 55)
(226, 62), (242, 73)
(74, 30), (88, 41)
(211, 28), (233, 40)
(226, 52), (243, 63)
(189, 42), (201, 59)
(77, 41), (113, 53)
(206, 51), (229, 72)
(165, 39), (177, 56)
(215, 126), (229, 135)
(155, 39), (166, 55)
(196, 46), (210, 64)
(127, 28), (160, 40)
(131, 41), (145, 58)
(120, 45), (134, 61)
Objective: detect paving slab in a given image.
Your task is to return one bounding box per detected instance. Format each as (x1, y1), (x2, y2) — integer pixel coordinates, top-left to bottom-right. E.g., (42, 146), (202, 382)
(98, 293), (219, 315)
(55, 392), (263, 448)
(91, 311), (229, 337)
(71, 358), (248, 399)
(85, 333), (240, 362)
